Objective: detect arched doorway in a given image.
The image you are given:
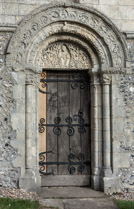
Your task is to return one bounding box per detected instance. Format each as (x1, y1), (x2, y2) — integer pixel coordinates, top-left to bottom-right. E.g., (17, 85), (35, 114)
(38, 42), (91, 186)
(5, 3), (129, 192)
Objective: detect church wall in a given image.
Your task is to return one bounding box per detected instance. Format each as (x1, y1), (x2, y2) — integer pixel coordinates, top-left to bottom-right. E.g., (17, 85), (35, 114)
(0, 1), (134, 193)
(0, 0), (134, 31)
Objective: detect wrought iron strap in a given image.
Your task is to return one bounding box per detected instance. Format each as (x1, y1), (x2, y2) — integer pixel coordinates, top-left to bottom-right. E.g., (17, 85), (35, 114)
(39, 152), (90, 175)
(39, 76), (89, 93)
(39, 160), (90, 166)
(40, 78), (89, 83)
(38, 116), (89, 135)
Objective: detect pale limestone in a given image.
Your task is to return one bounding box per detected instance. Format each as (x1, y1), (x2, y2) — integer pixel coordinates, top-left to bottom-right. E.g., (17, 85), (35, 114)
(2, 3), (18, 15)
(99, 0), (117, 5)
(0, 1), (133, 195)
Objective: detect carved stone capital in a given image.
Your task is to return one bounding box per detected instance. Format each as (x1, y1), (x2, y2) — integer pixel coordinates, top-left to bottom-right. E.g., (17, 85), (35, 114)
(25, 64), (42, 74)
(101, 74), (111, 85)
(90, 74), (100, 85)
(25, 73), (40, 87)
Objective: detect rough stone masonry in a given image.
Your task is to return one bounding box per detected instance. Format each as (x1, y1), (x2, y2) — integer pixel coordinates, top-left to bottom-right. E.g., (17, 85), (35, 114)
(0, 0), (134, 194)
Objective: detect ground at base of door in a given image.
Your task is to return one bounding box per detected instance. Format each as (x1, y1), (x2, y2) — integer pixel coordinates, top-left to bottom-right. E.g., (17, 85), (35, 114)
(40, 198), (119, 209)
(39, 187), (119, 209)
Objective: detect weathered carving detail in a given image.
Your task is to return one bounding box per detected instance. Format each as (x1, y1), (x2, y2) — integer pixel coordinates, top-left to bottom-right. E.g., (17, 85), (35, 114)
(36, 42), (90, 69)
(25, 73), (40, 87)
(101, 74), (111, 84)
(90, 74), (100, 85)
(7, 4), (128, 73)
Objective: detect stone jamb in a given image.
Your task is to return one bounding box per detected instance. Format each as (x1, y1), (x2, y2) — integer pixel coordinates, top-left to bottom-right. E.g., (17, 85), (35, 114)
(5, 3), (130, 193)
(90, 73), (102, 190)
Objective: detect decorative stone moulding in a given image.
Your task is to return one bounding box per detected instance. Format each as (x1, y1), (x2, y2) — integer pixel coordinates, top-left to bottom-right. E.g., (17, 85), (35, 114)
(6, 3), (130, 73)
(5, 3), (131, 193)
(35, 42), (91, 69)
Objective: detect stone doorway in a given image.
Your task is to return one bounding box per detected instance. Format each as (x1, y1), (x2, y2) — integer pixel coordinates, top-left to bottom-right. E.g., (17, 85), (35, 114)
(6, 3), (129, 193)
(38, 69), (91, 187)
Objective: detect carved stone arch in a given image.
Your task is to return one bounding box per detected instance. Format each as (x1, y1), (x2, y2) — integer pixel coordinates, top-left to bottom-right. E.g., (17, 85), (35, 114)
(28, 33), (100, 70)
(6, 3), (130, 71)
(6, 3), (131, 193)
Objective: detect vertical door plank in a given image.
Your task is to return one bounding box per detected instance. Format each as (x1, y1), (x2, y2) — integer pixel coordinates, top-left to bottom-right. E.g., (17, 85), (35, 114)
(38, 72), (47, 174)
(80, 72), (90, 175)
(70, 72), (81, 175)
(46, 72), (58, 174)
(57, 72), (70, 175)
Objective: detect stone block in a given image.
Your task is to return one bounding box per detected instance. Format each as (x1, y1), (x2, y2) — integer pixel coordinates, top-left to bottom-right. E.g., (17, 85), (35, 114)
(91, 140), (102, 152)
(117, 6), (134, 20)
(102, 106), (110, 118)
(91, 118), (102, 131)
(18, 4), (38, 16)
(99, 0), (117, 5)
(11, 113), (25, 130)
(15, 15), (25, 25)
(0, 3), (2, 14)
(96, 5), (111, 18)
(102, 177), (121, 194)
(112, 106), (125, 118)
(5, 0), (17, 2)
(0, 15), (16, 25)
(113, 118), (125, 134)
(121, 20), (134, 31)
(13, 84), (25, 99)
(80, 0), (99, 4)
(91, 175), (101, 191)
(118, 0), (134, 6)
(27, 0), (47, 4)
(113, 153), (130, 168)
(19, 174), (41, 192)
(2, 3), (18, 15)
(18, 0), (27, 3)
(15, 98), (25, 113)
(91, 130), (102, 141)
(112, 88), (125, 107)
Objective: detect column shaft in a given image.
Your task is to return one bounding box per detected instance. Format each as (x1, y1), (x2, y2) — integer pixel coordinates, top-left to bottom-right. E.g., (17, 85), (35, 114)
(102, 75), (111, 171)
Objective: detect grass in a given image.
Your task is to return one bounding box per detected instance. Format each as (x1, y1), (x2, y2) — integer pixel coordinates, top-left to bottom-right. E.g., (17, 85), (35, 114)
(115, 199), (134, 209)
(0, 198), (40, 209)
(0, 198), (58, 209)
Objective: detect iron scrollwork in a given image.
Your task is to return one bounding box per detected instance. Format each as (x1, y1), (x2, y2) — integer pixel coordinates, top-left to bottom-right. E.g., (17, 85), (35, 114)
(68, 153), (88, 174)
(39, 118), (45, 133)
(39, 110), (89, 135)
(39, 151), (54, 175)
(39, 151), (90, 175)
(53, 117), (61, 136)
(53, 127), (61, 136)
(65, 117), (75, 136)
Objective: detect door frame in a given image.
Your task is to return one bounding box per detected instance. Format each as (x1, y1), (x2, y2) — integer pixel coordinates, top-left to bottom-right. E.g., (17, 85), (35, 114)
(38, 70), (91, 186)
(6, 3), (129, 193)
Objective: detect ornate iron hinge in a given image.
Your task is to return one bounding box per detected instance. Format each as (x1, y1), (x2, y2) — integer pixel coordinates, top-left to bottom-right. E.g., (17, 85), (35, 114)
(39, 152), (90, 175)
(39, 114), (89, 135)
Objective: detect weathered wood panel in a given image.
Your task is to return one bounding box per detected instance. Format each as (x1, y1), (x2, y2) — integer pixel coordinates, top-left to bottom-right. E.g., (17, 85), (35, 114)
(80, 74), (91, 175)
(46, 72), (58, 174)
(41, 70), (90, 185)
(57, 72), (70, 174)
(70, 72), (81, 175)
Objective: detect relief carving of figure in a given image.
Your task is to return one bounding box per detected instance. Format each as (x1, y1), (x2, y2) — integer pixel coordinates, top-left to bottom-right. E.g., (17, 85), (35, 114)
(58, 44), (71, 67)
(37, 42), (90, 69)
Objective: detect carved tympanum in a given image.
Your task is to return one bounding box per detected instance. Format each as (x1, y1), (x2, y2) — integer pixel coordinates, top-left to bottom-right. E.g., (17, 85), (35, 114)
(36, 42), (90, 69)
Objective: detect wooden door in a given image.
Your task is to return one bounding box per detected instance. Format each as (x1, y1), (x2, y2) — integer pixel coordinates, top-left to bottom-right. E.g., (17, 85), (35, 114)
(39, 71), (91, 187)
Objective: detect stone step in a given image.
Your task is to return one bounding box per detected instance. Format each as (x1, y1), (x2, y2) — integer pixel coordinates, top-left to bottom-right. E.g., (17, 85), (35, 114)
(40, 198), (119, 209)
(39, 187), (119, 209)
(40, 187), (105, 199)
